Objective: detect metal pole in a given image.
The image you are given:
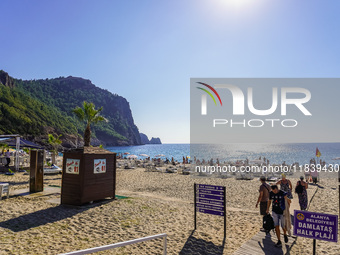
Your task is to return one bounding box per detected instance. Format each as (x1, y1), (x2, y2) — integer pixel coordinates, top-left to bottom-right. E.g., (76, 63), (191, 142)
(59, 233), (167, 255)
(313, 239), (316, 255)
(15, 136), (20, 171)
(223, 186), (226, 238)
(194, 183), (197, 230)
(163, 235), (167, 255)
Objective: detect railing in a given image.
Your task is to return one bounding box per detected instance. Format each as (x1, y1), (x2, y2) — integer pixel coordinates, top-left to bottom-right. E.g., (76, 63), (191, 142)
(59, 233), (167, 255)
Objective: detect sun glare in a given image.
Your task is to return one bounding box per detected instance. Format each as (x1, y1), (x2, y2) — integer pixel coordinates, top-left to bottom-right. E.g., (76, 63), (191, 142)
(219, 0), (255, 8)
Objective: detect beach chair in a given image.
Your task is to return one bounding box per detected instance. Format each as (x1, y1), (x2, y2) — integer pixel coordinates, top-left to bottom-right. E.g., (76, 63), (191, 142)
(145, 164), (156, 172)
(166, 166), (178, 173)
(0, 183), (10, 200)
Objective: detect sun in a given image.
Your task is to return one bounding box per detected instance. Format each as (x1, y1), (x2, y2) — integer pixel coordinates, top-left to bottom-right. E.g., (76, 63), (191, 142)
(219, 0), (255, 8)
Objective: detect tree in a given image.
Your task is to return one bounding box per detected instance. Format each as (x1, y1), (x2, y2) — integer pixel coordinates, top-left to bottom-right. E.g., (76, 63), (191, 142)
(48, 134), (62, 164)
(72, 101), (108, 147)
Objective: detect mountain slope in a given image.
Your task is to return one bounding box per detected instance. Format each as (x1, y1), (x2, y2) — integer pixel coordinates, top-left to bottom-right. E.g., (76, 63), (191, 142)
(0, 70), (141, 146)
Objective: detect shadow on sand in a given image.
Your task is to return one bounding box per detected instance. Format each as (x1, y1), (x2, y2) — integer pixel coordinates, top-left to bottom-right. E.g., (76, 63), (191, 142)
(179, 230), (225, 255)
(258, 232), (297, 255)
(0, 200), (111, 232)
(258, 233), (283, 255)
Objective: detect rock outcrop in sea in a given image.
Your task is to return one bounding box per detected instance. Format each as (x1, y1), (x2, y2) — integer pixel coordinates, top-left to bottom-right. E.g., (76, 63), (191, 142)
(149, 137), (162, 144)
(139, 133), (162, 144)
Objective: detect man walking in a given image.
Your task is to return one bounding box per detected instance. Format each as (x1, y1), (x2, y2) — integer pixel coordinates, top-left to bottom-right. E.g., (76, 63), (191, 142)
(266, 185), (290, 247)
(256, 176), (271, 231)
(5, 149), (10, 167)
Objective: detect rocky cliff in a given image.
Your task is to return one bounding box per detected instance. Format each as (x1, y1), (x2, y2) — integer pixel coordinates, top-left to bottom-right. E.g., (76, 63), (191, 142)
(0, 70), (142, 147)
(0, 71), (15, 88)
(140, 133), (150, 144)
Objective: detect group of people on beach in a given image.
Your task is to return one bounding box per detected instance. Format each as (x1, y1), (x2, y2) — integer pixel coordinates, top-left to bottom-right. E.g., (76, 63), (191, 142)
(256, 174), (308, 248)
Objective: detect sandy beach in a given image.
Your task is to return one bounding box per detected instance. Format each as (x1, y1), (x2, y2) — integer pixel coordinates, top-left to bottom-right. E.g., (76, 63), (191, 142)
(0, 165), (339, 254)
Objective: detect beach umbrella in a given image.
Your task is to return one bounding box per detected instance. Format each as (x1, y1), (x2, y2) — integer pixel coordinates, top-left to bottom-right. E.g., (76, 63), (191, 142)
(127, 154), (138, 159)
(139, 154), (149, 157)
(123, 152), (130, 155)
(155, 154), (165, 157)
(332, 157), (340, 160)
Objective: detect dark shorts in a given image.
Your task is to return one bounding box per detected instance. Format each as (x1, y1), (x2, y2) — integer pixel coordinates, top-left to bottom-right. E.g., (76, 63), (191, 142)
(260, 201), (268, 215)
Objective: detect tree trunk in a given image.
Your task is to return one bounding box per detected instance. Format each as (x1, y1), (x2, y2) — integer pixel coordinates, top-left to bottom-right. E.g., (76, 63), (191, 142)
(52, 151), (56, 165)
(84, 124), (91, 146)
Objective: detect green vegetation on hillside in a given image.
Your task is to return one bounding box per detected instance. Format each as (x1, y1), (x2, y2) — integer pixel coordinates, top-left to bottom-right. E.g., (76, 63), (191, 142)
(0, 84), (76, 136)
(0, 71), (141, 146)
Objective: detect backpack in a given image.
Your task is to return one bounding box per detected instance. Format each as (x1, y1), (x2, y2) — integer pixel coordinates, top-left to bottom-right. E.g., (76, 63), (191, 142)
(263, 214), (275, 233)
(295, 181), (304, 194)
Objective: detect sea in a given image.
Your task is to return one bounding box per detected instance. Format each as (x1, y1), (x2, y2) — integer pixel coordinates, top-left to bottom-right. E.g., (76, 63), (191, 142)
(105, 143), (340, 166)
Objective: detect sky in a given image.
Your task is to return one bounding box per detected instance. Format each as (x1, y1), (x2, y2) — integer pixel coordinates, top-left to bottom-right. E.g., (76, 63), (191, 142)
(1, 0), (340, 143)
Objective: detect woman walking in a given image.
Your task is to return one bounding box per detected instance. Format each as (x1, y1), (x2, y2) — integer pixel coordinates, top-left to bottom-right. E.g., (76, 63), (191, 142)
(277, 173), (293, 199)
(295, 176), (308, 210)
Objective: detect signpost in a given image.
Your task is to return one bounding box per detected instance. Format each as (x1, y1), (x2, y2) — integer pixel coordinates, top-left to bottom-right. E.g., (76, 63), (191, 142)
(294, 210), (338, 255)
(194, 184), (226, 238)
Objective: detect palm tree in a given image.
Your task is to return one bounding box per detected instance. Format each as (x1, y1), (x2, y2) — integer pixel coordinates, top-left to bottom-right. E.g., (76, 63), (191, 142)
(72, 101), (108, 147)
(48, 134), (62, 164)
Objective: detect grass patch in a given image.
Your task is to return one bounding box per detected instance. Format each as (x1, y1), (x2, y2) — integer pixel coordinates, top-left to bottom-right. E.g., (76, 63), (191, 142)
(115, 195), (129, 199)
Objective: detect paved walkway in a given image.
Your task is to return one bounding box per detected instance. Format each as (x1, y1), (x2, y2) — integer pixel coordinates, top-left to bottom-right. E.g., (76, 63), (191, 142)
(233, 185), (318, 255)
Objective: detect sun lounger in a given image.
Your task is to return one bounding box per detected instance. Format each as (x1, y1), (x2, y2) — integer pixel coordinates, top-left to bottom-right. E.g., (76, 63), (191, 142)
(44, 165), (62, 174)
(182, 168), (191, 175)
(124, 163), (135, 169)
(266, 176), (278, 182)
(235, 173), (254, 180)
(166, 166), (178, 173)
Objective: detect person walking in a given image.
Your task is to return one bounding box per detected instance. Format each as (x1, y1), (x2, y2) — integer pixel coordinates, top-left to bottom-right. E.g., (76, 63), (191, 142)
(256, 176), (271, 230)
(295, 176), (308, 210)
(266, 185), (291, 248)
(276, 173), (293, 199)
(5, 149), (10, 167)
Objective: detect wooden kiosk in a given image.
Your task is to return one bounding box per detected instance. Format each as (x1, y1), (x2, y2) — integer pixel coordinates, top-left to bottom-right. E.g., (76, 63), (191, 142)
(61, 147), (116, 206)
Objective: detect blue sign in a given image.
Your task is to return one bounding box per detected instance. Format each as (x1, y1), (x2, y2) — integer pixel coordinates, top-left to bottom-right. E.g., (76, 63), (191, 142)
(196, 184), (225, 216)
(197, 198), (224, 206)
(194, 184), (226, 237)
(197, 208), (225, 216)
(198, 193), (224, 200)
(197, 189), (224, 195)
(196, 203), (224, 211)
(197, 184), (224, 190)
(294, 210), (338, 243)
